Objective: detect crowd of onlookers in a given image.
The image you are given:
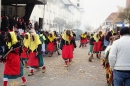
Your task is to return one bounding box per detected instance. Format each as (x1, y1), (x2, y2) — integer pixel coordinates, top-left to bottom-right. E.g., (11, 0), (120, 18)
(0, 15), (62, 56)
(1, 16), (33, 32)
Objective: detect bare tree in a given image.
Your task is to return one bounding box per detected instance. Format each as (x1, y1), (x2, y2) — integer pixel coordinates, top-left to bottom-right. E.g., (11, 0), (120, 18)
(53, 17), (66, 32)
(118, 7), (130, 23)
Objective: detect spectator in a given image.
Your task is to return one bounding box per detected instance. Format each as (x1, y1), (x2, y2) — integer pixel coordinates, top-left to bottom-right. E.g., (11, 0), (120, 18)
(21, 18), (26, 32)
(26, 20), (32, 30)
(103, 31), (112, 50)
(109, 27), (130, 86)
(34, 21), (39, 31)
(17, 18), (22, 29)
(1, 16), (9, 32)
(9, 16), (17, 31)
(0, 31), (6, 55)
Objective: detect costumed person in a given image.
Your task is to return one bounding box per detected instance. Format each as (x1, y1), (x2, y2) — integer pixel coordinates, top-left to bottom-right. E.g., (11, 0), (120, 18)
(46, 32), (56, 57)
(39, 31), (46, 55)
(79, 33), (87, 48)
(28, 33), (46, 76)
(21, 33), (30, 68)
(101, 37), (113, 85)
(53, 31), (61, 55)
(88, 33), (95, 62)
(98, 31), (104, 58)
(93, 33), (100, 59)
(0, 32), (27, 86)
(84, 32), (88, 47)
(60, 29), (76, 67)
(101, 36), (119, 86)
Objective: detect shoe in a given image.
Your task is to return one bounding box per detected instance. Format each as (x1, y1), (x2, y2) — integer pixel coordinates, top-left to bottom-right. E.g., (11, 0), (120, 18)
(28, 73), (34, 76)
(96, 54), (100, 59)
(69, 59), (72, 62)
(49, 53), (53, 57)
(64, 64), (68, 67)
(88, 57), (92, 62)
(64, 60), (69, 67)
(21, 82), (26, 86)
(42, 69), (46, 73)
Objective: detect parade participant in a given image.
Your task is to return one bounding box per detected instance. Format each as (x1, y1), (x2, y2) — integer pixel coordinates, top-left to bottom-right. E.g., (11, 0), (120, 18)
(60, 29), (76, 67)
(21, 33), (30, 68)
(79, 33), (87, 48)
(98, 31), (104, 57)
(46, 32), (56, 57)
(28, 33), (46, 76)
(93, 33), (100, 59)
(0, 31), (27, 86)
(39, 31), (46, 55)
(53, 31), (61, 55)
(84, 32), (88, 47)
(88, 33), (95, 62)
(101, 36), (114, 85)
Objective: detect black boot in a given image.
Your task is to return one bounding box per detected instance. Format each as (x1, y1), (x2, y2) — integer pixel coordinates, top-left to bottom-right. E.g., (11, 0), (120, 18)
(88, 54), (93, 62)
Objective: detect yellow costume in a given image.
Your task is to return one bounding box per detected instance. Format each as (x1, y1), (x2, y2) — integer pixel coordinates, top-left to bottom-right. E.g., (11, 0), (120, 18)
(7, 32), (18, 49)
(93, 33), (99, 42)
(81, 33), (87, 38)
(23, 33), (30, 48)
(48, 32), (56, 42)
(62, 29), (73, 44)
(29, 33), (41, 52)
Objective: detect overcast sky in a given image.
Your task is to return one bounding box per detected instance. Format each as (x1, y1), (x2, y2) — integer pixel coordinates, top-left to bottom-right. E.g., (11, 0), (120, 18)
(70, 0), (126, 30)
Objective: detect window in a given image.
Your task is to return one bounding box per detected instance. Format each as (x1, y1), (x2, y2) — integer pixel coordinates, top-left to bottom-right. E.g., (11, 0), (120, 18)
(9, 7), (13, 15)
(4, 6), (7, 15)
(77, 3), (80, 7)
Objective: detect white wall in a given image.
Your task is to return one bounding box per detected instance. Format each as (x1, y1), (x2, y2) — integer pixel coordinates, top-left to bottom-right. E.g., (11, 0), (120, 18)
(30, 5), (44, 28)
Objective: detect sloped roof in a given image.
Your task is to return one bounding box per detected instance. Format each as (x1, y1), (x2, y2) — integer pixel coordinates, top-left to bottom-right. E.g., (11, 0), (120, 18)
(105, 12), (119, 21)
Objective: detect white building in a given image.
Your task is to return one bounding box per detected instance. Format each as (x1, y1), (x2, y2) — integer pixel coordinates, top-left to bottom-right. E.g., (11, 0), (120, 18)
(1, 0), (81, 32)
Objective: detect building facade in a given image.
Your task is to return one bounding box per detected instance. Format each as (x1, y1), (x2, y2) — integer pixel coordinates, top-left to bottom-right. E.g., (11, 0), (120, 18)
(126, 0), (130, 7)
(1, 0), (81, 32)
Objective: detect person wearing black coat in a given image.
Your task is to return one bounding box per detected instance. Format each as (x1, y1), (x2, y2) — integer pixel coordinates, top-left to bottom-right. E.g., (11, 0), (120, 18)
(9, 16), (17, 31)
(0, 31), (6, 55)
(1, 16), (9, 32)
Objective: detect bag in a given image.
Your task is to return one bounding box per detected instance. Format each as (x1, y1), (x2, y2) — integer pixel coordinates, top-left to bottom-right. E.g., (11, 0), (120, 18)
(39, 36), (44, 44)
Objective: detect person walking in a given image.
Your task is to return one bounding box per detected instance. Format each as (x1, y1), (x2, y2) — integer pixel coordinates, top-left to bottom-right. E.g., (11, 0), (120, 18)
(60, 29), (76, 67)
(0, 32), (27, 86)
(109, 27), (130, 86)
(28, 33), (46, 76)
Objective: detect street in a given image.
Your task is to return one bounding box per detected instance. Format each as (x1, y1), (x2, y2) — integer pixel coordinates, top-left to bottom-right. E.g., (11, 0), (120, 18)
(0, 42), (107, 86)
